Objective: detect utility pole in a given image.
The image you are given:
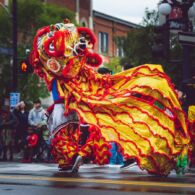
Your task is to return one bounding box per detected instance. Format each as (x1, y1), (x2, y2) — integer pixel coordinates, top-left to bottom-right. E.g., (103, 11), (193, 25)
(182, 2), (192, 82)
(165, 15), (170, 64)
(12, 0), (17, 91)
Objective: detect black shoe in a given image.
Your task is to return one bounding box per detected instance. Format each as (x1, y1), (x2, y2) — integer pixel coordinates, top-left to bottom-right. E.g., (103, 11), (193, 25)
(59, 166), (73, 171)
(120, 159), (137, 169)
(71, 155), (83, 173)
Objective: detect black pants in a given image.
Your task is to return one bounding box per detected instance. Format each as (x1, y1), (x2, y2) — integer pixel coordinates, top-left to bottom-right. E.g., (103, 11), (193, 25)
(79, 125), (90, 146)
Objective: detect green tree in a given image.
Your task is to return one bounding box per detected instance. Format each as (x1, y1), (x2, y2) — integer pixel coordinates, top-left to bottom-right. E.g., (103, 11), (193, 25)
(118, 8), (195, 87)
(120, 26), (155, 66)
(120, 8), (159, 66)
(0, 0), (75, 102)
(104, 57), (122, 74)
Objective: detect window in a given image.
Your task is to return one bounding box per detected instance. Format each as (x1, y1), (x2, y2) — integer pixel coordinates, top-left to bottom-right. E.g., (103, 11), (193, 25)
(117, 47), (124, 58)
(80, 18), (88, 27)
(98, 32), (108, 54)
(81, 21), (86, 27)
(116, 38), (125, 57)
(4, 0), (9, 6)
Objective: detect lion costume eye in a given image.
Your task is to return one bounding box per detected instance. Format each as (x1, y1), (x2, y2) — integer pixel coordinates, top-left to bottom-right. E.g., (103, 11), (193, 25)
(49, 43), (54, 51)
(46, 58), (61, 73)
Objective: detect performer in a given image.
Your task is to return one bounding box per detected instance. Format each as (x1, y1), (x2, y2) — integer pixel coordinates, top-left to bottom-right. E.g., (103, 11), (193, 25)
(188, 105), (195, 168)
(30, 20), (191, 175)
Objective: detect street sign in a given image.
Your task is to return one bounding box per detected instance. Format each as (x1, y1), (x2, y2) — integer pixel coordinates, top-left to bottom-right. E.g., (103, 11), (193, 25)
(178, 32), (195, 46)
(10, 92), (20, 108)
(0, 47), (13, 55)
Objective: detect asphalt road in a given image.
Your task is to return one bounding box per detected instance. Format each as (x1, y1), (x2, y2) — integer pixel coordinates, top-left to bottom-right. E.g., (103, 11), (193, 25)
(0, 162), (195, 195)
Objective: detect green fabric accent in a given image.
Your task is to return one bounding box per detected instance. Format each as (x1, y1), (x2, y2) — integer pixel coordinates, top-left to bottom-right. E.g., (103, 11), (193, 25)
(176, 154), (188, 175)
(154, 101), (164, 109)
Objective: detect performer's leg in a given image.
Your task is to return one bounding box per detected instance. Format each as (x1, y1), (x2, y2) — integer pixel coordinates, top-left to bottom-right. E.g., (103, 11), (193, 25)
(52, 123), (80, 170)
(72, 125), (111, 172)
(79, 124), (90, 146)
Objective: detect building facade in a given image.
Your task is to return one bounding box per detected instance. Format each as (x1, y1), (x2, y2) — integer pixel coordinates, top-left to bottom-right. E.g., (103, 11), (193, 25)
(0, 0), (139, 62)
(45, 0), (93, 29)
(45, 0), (139, 61)
(0, 0), (8, 6)
(93, 11), (139, 59)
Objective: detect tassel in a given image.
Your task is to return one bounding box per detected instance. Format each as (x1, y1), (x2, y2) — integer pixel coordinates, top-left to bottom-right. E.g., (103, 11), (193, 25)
(86, 52), (102, 67)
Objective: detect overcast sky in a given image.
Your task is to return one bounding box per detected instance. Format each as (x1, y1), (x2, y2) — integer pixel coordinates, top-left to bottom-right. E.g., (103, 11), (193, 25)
(93, 0), (160, 24)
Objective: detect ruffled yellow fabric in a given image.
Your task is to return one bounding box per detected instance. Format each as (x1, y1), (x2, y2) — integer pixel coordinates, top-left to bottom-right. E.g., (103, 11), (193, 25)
(188, 105), (195, 123)
(60, 64), (190, 175)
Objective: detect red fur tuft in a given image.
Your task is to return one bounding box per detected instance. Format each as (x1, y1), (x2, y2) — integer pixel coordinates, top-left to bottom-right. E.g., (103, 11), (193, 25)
(86, 52), (102, 67)
(54, 31), (65, 57)
(77, 27), (96, 45)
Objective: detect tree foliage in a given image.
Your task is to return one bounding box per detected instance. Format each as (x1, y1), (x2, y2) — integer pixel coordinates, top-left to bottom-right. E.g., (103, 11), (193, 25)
(120, 8), (159, 66)
(120, 26), (155, 66)
(0, 0), (75, 103)
(104, 57), (122, 74)
(118, 8), (195, 88)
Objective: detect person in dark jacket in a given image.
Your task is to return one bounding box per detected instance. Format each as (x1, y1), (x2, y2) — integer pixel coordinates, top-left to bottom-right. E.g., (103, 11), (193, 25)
(0, 106), (17, 161)
(13, 101), (29, 152)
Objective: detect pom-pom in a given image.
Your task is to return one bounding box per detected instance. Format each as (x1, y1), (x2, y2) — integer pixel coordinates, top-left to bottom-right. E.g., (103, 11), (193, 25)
(86, 52), (102, 67)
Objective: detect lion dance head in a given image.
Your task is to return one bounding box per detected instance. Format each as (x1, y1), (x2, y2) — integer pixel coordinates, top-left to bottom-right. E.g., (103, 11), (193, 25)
(30, 20), (102, 80)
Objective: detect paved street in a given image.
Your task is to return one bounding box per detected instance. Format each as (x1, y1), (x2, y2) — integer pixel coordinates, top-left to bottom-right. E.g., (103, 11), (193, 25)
(0, 162), (195, 194)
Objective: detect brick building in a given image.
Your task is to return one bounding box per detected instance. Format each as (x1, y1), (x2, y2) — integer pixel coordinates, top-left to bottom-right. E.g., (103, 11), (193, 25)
(93, 11), (139, 59)
(0, 0), (8, 5)
(45, 0), (93, 29)
(44, 0), (140, 61)
(0, 0), (139, 61)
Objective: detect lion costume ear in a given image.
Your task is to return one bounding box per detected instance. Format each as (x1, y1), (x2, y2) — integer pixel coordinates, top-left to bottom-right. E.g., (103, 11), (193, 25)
(77, 27), (96, 47)
(86, 52), (102, 67)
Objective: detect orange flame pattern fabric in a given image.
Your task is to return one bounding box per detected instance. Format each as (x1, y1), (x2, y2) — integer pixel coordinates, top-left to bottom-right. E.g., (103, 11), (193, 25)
(51, 124), (111, 168)
(188, 105), (195, 161)
(30, 22), (191, 175)
(61, 64), (190, 175)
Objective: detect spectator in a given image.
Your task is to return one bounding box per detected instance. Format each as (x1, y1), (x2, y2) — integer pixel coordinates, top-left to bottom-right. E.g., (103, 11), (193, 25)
(13, 101), (29, 152)
(122, 64), (133, 71)
(97, 67), (112, 75)
(28, 99), (47, 128)
(0, 106), (17, 161)
(22, 125), (38, 163)
(28, 99), (47, 161)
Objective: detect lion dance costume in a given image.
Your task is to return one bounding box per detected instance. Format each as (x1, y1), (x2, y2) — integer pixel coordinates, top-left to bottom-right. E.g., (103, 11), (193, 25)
(188, 105), (195, 166)
(30, 20), (191, 176)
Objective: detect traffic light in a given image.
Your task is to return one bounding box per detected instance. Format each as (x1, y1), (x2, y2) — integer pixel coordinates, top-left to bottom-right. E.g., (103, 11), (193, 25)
(152, 24), (169, 61)
(20, 59), (33, 74)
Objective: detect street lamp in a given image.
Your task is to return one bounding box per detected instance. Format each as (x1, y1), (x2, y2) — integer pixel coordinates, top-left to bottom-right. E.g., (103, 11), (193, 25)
(12, 0), (17, 92)
(188, 5), (195, 18)
(158, 0), (195, 83)
(158, 2), (172, 63)
(159, 3), (172, 15)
